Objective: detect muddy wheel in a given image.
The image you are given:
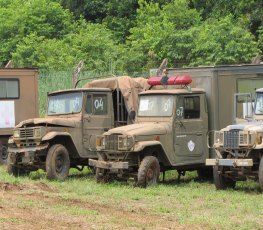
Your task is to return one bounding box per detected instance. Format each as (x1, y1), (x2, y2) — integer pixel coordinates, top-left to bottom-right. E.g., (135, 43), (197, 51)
(46, 144), (70, 180)
(95, 168), (109, 183)
(213, 165), (236, 190)
(0, 145), (8, 165)
(258, 156), (263, 192)
(137, 156), (160, 188)
(7, 164), (29, 177)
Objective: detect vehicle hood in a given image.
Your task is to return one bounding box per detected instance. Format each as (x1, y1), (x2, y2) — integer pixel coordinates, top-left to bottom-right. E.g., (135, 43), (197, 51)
(105, 122), (169, 136)
(16, 117), (77, 128)
(226, 121), (263, 132)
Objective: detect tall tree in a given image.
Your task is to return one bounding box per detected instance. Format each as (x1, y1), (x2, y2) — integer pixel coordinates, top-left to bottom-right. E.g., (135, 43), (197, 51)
(0, 0), (74, 66)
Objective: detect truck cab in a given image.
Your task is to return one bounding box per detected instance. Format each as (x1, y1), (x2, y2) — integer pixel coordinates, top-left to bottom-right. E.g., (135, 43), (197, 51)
(7, 76), (148, 179)
(90, 76), (209, 187)
(206, 88), (263, 192)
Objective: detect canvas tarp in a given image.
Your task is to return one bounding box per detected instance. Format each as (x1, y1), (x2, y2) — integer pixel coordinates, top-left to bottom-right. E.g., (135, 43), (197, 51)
(83, 76), (150, 115)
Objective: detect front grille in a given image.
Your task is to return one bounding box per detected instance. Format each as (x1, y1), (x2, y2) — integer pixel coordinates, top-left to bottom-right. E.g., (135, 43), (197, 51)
(19, 128), (34, 139)
(105, 134), (119, 151)
(224, 130), (239, 149)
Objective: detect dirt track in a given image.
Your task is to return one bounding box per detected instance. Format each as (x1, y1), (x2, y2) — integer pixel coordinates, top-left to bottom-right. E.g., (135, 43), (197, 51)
(0, 182), (202, 230)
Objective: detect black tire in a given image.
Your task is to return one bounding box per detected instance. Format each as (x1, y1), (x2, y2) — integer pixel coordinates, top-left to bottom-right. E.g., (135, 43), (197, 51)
(258, 156), (263, 192)
(7, 164), (29, 177)
(0, 145), (8, 165)
(137, 156), (160, 188)
(46, 144), (70, 180)
(213, 165), (236, 190)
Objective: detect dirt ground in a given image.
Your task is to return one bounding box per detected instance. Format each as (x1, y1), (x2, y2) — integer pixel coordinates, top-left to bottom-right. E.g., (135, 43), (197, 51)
(0, 182), (202, 230)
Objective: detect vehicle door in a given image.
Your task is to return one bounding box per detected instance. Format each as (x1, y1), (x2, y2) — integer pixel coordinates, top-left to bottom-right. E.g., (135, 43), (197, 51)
(173, 94), (208, 165)
(83, 92), (113, 157)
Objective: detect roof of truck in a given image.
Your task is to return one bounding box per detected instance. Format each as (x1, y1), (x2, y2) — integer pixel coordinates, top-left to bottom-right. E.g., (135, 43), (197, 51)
(48, 88), (112, 95)
(256, 88), (263, 93)
(139, 87), (205, 95)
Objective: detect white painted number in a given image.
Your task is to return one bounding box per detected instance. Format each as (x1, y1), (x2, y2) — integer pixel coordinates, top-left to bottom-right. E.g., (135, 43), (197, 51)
(164, 99), (171, 111)
(94, 98), (104, 110)
(176, 107), (183, 117)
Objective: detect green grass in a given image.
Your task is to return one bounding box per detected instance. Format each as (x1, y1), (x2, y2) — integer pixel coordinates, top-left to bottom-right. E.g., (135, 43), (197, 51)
(0, 166), (262, 229)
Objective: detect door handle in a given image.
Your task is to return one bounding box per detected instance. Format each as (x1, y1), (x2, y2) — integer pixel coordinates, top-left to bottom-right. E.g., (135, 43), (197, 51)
(85, 116), (91, 122)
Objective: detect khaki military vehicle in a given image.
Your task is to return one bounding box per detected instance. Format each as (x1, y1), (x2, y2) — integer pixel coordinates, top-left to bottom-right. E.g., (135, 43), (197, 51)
(0, 68), (38, 164)
(90, 64), (263, 187)
(90, 76), (210, 186)
(7, 76), (149, 179)
(206, 89), (263, 192)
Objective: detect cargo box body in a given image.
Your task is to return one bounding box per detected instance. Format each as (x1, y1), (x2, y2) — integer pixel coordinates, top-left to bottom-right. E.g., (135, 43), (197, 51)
(0, 68), (38, 163)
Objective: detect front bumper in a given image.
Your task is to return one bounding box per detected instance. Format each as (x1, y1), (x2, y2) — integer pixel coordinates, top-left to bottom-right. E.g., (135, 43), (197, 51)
(8, 144), (48, 165)
(89, 159), (129, 170)
(206, 158), (253, 167)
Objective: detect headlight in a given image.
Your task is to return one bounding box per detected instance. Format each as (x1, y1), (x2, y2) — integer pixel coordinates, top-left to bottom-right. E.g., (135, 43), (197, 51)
(256, 135), (262, 145)
(13, 130), (20, 138)
(118, 135), (134, 150)
(214, 131), (223, 145)
(96, 136), (105, 150)
(34, 128), (41, 138)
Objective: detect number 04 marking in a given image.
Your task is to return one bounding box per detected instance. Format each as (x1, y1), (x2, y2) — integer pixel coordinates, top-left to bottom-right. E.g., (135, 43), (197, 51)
(176, 107), (183, 117)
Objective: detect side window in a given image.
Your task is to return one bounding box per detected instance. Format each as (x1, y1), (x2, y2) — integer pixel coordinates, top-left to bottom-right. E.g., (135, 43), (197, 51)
(86, 94), (108, 115)
(0, 79), (19, 99)
(86, 94), (92, 114)
(184, 96), (200, 119)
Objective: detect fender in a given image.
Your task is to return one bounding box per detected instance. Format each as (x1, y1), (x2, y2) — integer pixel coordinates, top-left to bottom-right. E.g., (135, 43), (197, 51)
(42, 131), (80, 158)
(42, 131), (73, 142)
(134, 140), (165, 152)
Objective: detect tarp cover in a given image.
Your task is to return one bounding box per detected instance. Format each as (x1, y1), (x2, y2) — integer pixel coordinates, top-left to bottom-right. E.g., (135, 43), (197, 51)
(83, 76), (150, 115)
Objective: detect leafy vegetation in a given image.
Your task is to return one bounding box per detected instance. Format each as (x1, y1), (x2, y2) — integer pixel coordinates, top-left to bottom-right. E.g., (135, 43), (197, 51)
(0, 0), (262, 73)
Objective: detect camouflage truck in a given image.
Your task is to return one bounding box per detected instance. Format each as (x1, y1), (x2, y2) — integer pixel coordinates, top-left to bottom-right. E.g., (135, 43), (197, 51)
(90, 64), (263, 187)
(0, 68), (38, 164)
(206, 89), (263, 192)
(7, 76), (149, 179)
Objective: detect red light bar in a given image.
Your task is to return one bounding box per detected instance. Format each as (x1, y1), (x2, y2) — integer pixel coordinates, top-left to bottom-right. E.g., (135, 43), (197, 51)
(147, 75), (192, 86)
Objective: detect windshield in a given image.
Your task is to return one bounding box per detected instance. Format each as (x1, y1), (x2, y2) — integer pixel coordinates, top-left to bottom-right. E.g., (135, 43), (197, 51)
(47, 92), (83, 115)
(255, 92), (263, 115)
(138, 95), (174, 117)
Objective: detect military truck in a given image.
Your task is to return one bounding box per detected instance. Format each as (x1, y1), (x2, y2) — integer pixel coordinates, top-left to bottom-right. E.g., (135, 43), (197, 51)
(7, 76), (149, 179)
(90, 64), (263, 187)
(206, 89), (263, 192)
(0, 68), (38, 164)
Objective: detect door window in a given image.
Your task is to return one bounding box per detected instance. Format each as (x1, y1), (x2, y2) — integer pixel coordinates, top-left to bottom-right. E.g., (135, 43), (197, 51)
(184, 96), (200, 119)
(177, 96), (200, 119)
(86, 94), (107, 115)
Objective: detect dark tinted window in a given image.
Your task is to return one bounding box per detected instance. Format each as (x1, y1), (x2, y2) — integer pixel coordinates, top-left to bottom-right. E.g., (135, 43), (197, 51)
(184, 96), (200, 119)
(0, 79), (19, 99)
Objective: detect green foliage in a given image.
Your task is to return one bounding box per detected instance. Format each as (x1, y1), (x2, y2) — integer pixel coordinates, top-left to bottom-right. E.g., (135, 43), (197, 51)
(12, 21), (122, 71)
(129, 1), (260, 67)
(129, 0), (202, 67)
(259, 26), (263, 52)
(0, 0), (74, 66)
(0, 0), (262, 71)
(190, 16), (259, 65)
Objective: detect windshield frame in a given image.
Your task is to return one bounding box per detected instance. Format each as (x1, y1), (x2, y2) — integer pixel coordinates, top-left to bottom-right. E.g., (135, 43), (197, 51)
(255, 92), (263, 115)
(47, 91), (83, 116)
(137, 94), (174, 117)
